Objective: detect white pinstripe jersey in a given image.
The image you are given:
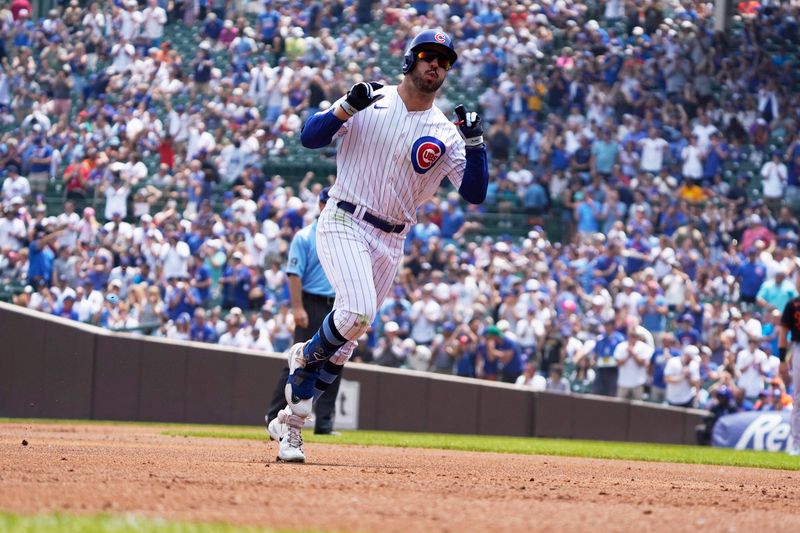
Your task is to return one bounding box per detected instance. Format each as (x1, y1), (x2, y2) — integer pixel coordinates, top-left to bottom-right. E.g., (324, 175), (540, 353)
(327, 85), (466, 226)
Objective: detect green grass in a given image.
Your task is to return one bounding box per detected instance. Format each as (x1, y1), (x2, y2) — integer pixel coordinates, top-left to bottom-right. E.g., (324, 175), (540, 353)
(0, 512), (314, 533)
(164, 427), (800, 471)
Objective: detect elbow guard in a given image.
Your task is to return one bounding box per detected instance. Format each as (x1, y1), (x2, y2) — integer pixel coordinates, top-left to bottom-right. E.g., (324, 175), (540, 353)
(459, 146), (489, 204)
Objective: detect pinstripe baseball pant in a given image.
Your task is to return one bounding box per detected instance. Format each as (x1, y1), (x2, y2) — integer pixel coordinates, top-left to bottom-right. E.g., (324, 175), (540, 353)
(315, 202), (405, 365)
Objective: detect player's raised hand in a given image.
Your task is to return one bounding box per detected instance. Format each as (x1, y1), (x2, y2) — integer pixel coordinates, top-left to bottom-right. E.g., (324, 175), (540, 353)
(340, 82), (385, 117)
(454, 104), (484, 148)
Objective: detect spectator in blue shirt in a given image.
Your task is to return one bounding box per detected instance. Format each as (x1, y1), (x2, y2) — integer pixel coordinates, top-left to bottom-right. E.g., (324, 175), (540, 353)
(649, 333), (680, 403)
(481, 325), (523, 383)
(189, 307), (218, 343)
(676, 314), (701, 346)
(220, 252), (244, 309)
(232, 259), (252, 310)
(574, 191), (601, 235)
(166, 278), (199, 321)
(27, 136), (53, 195)
(86, 254), (110, 291)
(192, 263), (211, 307)
(703, 132), (728, 180)
(592, 242), (621, 287)
(736, 249), (766, 304)
(524, 179), (549, 217)
(625, 230), (651, 274)
(258, 8), (281, 41)
(27, 226), (62, 285)
(385, 301), (412, 338)
(639, 281), (668, 335)
(570, 136), (593, 182)
(591, 129), (619, 177)
(657, 202), (687, 236)
(601, 188), (627, 235)
(280, 204), (305, 233)
(201, 13), (223, 40)
(550, 139), (569, 172)
(762, 309), (782, 357)
(409, 210), (440, 254)
(411, 0), (431, 16)
(756, 268), (798, 313)
(440, 199), (465, 240)
(592, 319), (625, 396)
(52, 291), (79, 321)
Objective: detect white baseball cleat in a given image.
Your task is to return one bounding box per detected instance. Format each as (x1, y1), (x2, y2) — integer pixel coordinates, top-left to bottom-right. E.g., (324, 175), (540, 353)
(275, 341), (313, 463)
(276, 420), (306, 463)
(269, 406), (308, 463)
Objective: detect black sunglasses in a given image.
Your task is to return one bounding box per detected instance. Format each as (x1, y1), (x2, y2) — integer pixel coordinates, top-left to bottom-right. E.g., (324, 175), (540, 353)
(416, 50), (453, 70)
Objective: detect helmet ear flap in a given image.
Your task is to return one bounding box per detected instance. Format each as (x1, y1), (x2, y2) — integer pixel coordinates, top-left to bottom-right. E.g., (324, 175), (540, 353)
(402, 50), (415, 74)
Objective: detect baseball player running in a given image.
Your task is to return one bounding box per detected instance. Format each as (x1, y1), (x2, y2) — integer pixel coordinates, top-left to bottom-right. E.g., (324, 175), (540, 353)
(779, 280), (800, 455)
(268, 29), (489, 462)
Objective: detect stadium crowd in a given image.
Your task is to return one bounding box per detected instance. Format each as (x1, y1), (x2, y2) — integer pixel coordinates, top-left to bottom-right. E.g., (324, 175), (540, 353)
(1, 0), (800, 415)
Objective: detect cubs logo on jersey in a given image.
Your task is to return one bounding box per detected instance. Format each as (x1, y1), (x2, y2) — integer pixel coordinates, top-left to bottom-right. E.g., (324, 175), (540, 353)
(410, 136), (446, 174)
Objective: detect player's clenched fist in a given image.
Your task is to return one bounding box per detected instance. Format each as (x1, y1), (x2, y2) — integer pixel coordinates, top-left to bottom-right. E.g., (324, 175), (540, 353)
(340, 82), (385, 117)
(454, 104), (484, 149)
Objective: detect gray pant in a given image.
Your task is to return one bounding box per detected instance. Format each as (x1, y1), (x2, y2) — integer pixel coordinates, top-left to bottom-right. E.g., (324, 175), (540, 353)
(649, 386), (666, 403)
(617, 385), (644, 401)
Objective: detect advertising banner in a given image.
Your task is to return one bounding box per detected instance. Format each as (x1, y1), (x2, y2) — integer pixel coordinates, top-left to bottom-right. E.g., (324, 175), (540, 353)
(712, 411), (792, 452)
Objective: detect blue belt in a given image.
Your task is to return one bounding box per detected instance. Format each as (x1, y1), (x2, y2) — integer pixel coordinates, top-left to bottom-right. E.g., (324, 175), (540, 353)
(336, 201), (405, 234)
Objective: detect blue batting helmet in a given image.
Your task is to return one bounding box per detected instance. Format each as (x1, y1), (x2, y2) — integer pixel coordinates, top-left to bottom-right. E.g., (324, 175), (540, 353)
(401, 30), (458, 74)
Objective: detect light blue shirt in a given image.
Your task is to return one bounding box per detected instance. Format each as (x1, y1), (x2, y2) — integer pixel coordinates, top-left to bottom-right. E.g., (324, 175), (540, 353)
(591, 140), (618, 174)
(576, 200), (600, 234)
(286, 219), (334, 298)
(756, 279), (798, 311)
(524, 182), (548, 209)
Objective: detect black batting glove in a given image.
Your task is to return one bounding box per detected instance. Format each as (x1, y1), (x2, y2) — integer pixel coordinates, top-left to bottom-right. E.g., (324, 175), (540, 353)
(454, 104), (484, 149)
(340, 81), (384, 117)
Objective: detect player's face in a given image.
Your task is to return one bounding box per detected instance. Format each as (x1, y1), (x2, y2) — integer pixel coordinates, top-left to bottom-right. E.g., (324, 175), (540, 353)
(410, 47), (449, 93)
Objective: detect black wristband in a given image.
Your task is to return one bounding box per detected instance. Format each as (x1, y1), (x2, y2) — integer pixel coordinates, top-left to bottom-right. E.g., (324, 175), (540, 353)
(779, 347), (788, 362)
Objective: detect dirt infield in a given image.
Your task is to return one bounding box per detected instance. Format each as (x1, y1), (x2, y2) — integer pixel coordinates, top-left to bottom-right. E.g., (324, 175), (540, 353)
(1, 422), (798, 533)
